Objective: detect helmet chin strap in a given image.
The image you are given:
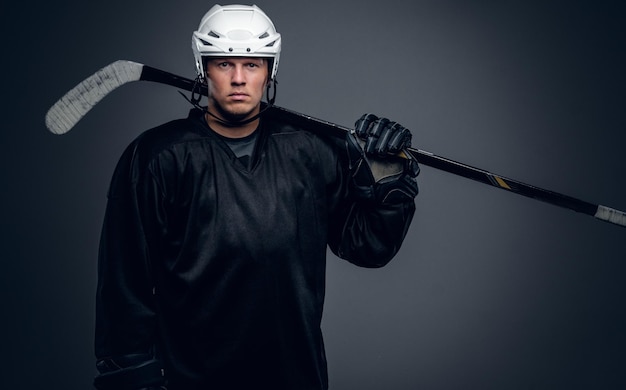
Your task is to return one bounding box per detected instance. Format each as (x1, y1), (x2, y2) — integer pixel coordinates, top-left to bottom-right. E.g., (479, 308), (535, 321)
(181, 77), (277, 128)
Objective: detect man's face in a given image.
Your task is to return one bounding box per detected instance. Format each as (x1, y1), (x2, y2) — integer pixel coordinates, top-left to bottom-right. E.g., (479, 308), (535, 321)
(206, 57), (269, 122)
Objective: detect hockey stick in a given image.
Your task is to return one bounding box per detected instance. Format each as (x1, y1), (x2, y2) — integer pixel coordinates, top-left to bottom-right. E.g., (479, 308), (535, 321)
(45, 60), (626, 228)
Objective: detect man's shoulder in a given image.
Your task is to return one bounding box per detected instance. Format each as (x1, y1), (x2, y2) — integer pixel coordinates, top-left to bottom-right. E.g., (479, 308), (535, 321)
(137, 109), (207, 151)
(263, 114), (343, 151)
(126, 109), (212, 161)
(262, 106), (345, 151)
(114, 109), (208, 174)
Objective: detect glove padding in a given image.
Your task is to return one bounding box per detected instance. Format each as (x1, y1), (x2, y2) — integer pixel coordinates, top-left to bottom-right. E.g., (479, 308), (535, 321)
(347, 113), (420, 205)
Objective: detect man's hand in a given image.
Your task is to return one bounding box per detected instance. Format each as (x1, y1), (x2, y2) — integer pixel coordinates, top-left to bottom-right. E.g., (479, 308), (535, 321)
(346, 113), (419, 205)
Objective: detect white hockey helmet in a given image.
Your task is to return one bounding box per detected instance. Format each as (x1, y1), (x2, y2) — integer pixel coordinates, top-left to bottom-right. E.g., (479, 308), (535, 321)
(192, 4), (282, 80)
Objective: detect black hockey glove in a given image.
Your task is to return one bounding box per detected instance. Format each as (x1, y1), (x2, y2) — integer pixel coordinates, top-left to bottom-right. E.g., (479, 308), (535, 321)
(346, 113), (420, 205)
(94, 353), (166, 390)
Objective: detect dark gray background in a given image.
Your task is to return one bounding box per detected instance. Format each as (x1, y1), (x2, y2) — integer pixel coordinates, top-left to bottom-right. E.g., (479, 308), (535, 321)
(3, 1), (625, 389)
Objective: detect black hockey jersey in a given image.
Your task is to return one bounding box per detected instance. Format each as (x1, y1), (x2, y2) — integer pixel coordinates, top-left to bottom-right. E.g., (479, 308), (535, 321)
(95, 109), (415, 389)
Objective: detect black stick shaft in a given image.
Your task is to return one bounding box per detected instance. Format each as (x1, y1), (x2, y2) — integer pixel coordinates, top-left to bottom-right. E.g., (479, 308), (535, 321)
(263, 106), (624, 228)
(141, 65), (202, 92)
(140, 64), (625, 228)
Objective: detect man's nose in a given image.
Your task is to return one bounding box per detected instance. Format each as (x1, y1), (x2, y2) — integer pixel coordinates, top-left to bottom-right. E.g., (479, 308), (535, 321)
(231, 65), (246, 84)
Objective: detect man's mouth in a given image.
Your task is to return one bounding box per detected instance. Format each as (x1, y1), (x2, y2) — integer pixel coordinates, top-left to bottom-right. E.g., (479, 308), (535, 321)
(229, 92), (249, 99)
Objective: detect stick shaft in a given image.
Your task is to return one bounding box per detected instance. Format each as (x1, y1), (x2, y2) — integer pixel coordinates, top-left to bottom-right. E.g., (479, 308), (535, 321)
(141, 65), (204, 92)
(263, 105), (625, 228)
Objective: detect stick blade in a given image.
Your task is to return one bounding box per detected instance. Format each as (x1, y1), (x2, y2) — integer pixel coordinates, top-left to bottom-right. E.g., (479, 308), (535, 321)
(45, 60), (144, 135)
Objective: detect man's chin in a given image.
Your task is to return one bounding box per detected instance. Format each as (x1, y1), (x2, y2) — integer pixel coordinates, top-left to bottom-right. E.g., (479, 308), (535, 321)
(218, 102), (259, 122)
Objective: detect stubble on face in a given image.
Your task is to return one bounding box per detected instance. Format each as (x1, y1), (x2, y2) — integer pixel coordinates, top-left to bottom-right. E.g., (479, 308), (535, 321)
(209, 94), (256, 122)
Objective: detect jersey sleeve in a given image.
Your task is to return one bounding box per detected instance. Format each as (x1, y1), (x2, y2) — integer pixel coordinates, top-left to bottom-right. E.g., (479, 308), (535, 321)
(326, 137), (416, 267)
(95, 137), (161, 361)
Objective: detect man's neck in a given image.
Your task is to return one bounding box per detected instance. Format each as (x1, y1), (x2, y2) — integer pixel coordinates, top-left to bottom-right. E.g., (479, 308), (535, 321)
(204, 110), (260, 139)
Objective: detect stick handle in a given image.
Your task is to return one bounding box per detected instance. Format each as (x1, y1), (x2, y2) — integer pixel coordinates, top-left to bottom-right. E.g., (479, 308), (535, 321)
(595, 205), (626, 226)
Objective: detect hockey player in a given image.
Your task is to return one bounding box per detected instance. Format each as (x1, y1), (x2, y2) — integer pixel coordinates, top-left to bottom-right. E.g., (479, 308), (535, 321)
(94, 4), (419, 390)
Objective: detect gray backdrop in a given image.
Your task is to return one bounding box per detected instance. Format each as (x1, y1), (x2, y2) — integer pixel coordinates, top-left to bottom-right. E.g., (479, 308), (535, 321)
(3, 1), (625, 389)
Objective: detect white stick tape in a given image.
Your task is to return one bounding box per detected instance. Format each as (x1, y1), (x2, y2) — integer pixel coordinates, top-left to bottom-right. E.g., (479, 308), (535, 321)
(594, 205), (626, 227)
(45, 61), (143, 135)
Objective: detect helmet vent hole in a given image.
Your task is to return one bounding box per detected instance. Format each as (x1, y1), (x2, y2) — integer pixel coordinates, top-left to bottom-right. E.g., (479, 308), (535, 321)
(208, 31), (220, 38)
(259, 32), (269, 39)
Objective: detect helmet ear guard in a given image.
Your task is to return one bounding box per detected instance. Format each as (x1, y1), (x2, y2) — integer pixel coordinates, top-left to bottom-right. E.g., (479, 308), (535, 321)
(192, 4), (281, 80)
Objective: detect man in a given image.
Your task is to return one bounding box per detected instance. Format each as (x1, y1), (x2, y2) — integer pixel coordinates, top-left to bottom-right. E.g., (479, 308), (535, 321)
(94, 4), (419, 390)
